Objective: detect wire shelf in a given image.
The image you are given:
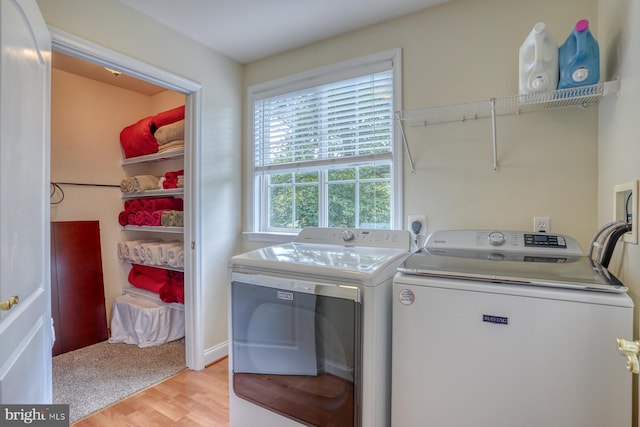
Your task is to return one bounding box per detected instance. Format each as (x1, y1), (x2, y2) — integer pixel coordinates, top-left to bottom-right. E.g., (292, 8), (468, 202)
(396, 80), (619, 172)
(398, 80), (618, 127)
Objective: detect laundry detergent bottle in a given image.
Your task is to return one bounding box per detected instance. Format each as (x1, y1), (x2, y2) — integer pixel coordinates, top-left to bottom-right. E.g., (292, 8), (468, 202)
(558, 19), (600, 88)
(519, 22), (559, 95)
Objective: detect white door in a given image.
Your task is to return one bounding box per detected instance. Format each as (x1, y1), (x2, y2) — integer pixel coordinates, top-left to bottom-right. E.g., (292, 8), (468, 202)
(0, 0), (52, 403)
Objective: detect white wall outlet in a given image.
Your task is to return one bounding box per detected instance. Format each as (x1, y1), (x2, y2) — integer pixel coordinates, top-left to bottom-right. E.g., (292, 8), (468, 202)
(533, 216), (550, 233)
(407, 214), (427, 236)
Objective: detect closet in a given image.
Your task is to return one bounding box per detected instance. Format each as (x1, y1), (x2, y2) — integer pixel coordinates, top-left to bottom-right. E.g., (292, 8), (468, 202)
(50, 51), (187, 354)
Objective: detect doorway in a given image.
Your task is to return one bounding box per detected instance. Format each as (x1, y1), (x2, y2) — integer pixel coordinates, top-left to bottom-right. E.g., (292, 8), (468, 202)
(48, 29), (204, 418)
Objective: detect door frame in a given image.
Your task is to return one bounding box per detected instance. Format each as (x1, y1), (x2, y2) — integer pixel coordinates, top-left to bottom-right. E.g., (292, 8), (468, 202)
(50, 27), (205, 370)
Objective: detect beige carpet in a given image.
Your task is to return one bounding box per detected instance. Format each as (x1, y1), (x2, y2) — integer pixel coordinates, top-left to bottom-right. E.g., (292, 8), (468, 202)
(53, 339), (185, 423)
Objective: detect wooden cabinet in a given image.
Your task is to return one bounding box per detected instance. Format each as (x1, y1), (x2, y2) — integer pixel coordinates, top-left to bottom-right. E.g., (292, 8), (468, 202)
(51, 221), (108, 356)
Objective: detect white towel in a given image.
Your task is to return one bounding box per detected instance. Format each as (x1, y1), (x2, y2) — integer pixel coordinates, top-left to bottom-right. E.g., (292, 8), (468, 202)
(154, 120), (184, 145)
(157, 242), (183, 264)
(139, 241), (164, 265)
(166, 246), (184, 268)
(122, 240), (154, 261)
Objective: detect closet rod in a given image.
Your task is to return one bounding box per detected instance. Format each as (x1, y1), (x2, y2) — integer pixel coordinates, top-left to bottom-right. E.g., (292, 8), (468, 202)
(53, 182), (120, 188)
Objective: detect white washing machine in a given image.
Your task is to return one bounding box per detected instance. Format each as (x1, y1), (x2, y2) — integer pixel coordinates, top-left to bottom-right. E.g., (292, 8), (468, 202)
(392, 230), (633, 427)
(228, 227), (411, 427)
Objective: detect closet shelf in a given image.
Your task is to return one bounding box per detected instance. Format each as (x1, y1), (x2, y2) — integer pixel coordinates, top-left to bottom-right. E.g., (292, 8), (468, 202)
(122, 260), (183, 273)
(121, 149), (184, 165)
(122, 225), (183, 233)
(121, 188), (184, 200)
(396, 79), (619, 172)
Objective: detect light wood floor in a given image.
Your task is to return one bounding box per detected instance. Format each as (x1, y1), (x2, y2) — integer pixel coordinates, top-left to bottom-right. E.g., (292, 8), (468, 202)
(72, 357), (230, 427)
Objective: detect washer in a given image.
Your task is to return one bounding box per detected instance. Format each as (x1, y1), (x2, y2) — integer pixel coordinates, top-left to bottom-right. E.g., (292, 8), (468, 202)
(229, 227), (410, 427)
(392, 229), (633, 427)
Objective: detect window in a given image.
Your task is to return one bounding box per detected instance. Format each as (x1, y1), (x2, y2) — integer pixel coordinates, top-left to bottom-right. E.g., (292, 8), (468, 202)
(247, 49), (402, 236)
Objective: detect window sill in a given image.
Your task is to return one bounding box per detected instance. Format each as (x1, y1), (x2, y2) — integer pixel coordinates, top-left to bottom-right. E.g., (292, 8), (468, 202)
(243, 231), (297, 244)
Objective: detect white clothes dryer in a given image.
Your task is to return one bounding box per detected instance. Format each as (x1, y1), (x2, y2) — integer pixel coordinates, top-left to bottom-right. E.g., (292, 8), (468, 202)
(229, 227), (411, 427)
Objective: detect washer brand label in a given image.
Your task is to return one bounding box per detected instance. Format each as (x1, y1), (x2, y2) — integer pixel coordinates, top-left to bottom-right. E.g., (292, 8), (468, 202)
(277, 291), (293, 301)
(397, 289), (415, 305)
(483, 314), (508, 325)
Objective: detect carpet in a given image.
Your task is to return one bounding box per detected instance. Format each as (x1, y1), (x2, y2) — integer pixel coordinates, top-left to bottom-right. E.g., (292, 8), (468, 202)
(53, 339), (186, 423)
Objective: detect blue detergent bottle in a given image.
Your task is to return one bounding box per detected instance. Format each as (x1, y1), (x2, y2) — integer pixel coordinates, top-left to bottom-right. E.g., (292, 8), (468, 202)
(558, 19), (600, 88)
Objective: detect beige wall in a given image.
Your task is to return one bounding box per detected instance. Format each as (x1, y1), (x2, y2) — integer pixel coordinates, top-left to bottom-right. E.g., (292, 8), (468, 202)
(50, 67), (184, 326)
(243, 0), (600, 252)
(38, 0), (243, 363)
(598, 0), (640, 419)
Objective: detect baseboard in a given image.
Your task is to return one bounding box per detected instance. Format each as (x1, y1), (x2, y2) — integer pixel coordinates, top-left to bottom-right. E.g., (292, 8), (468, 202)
(204, 340), (229, 366)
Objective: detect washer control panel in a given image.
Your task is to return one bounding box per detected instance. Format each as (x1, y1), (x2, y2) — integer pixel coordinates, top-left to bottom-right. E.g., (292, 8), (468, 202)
(294, 227), (411, 250)
(425, 230), (582, 256)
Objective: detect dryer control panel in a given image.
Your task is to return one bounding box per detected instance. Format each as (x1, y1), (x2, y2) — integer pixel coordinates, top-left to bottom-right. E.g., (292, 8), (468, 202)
(425, 230), (583, 256)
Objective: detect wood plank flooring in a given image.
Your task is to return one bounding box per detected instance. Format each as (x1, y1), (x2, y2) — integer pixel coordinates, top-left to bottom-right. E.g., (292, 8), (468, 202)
(72, 357), (229, 427)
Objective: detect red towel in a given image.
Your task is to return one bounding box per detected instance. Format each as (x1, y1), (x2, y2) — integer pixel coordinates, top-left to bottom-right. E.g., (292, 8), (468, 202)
(119, 116), (158, 158)
(118, 211), (129, 226)
(162, 169), (185, 189)
(159, 272), (185, 304)
(128, 264), (169, 294)
(151, 105), (185, 132)
(142, 197), (183, 212)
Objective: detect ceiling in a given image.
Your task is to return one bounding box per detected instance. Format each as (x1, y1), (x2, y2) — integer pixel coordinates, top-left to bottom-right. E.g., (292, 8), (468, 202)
(53, 0), (449, 95)
(117, 0), (450, 64)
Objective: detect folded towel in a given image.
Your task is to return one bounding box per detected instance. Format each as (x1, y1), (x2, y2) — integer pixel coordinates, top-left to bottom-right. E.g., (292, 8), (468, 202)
(151, 105), (185, 131)
(154, 120), (184, 145)
(121, 239), (155, 261)
(163, 169), (185, 189)
(128, 264), (170, 294)
(161, 210), (184, 227)
(166, 246), (184, 268)
(120, 175), (161, 193)
(142, 197), (183, 212)
(118, 211), (129, 226)
(157, 140), (184, 154)
(157, 242), (182, 264)
(159, 272), (184, 304)
(119, 116), (157, 159)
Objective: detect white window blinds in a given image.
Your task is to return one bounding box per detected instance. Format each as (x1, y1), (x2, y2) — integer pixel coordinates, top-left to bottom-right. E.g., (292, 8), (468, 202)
(254, 70), (394, 173)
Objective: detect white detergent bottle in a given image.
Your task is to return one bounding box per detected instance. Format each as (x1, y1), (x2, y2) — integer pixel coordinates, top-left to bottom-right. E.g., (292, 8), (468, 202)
(519, 22), (559, 95)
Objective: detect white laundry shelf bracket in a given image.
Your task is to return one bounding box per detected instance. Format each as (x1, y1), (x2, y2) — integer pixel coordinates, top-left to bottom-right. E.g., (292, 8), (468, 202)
(396, 79), (620, 173)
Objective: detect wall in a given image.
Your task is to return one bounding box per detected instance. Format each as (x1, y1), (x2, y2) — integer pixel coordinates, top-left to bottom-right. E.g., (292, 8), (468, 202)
(50, 67), (184, 325)
(598, 0), (640, 420)
(38, 0), (243, 365)
(243, 0), (599, 252)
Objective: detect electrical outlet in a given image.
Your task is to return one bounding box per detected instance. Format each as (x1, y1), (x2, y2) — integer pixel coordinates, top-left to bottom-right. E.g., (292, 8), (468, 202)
(533, 216), (550, 233)
(407, 214), (427, 236)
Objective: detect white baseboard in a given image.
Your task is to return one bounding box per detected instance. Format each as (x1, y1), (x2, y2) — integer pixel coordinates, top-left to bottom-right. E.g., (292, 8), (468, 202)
(204, 340), (229, 366)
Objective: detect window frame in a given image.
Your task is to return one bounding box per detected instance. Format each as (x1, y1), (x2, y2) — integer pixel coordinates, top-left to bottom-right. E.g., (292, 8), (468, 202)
(245, 49), (403, 242)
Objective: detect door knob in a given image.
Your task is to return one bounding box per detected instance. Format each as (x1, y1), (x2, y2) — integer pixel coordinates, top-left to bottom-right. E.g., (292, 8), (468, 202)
(0, 295), (19, 311)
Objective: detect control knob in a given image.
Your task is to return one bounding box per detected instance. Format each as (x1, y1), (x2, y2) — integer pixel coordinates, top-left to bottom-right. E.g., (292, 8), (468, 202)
(342, 230), (355, 242)
(488, 231), (505, 246)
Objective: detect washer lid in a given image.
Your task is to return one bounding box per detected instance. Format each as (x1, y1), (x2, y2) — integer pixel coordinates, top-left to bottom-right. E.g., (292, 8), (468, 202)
(230, 242), (410, 286)
(397, 249), (627, 293)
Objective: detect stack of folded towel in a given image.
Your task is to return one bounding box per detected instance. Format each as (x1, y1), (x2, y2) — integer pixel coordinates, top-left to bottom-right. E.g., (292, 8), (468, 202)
(118, 239), (184, 269)
(119, 105), (185, 158)
(155, 119), (185, 154)
(118, 197), (184, 227)
(162, 169), (184, 189)
(127, 264), (184, 304)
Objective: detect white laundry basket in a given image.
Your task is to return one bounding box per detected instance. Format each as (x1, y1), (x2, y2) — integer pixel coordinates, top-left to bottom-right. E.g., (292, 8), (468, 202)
(109, 293), (184, 348)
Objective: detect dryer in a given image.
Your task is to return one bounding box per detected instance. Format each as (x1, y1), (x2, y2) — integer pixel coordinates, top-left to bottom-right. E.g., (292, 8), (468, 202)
(392, 230), (633, 427)
(229, 227), (410, 427)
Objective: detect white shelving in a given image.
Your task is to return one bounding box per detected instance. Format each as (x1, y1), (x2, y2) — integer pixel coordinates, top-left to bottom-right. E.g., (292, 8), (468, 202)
(121, 149), (184, 165)
(122, 225), (183, 234)
(121, 188), (184, 200)
(396, 80), (619, 172)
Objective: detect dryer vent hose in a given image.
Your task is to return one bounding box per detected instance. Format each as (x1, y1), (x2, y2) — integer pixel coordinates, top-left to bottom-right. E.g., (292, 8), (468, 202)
(599, 222), (632, 268)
